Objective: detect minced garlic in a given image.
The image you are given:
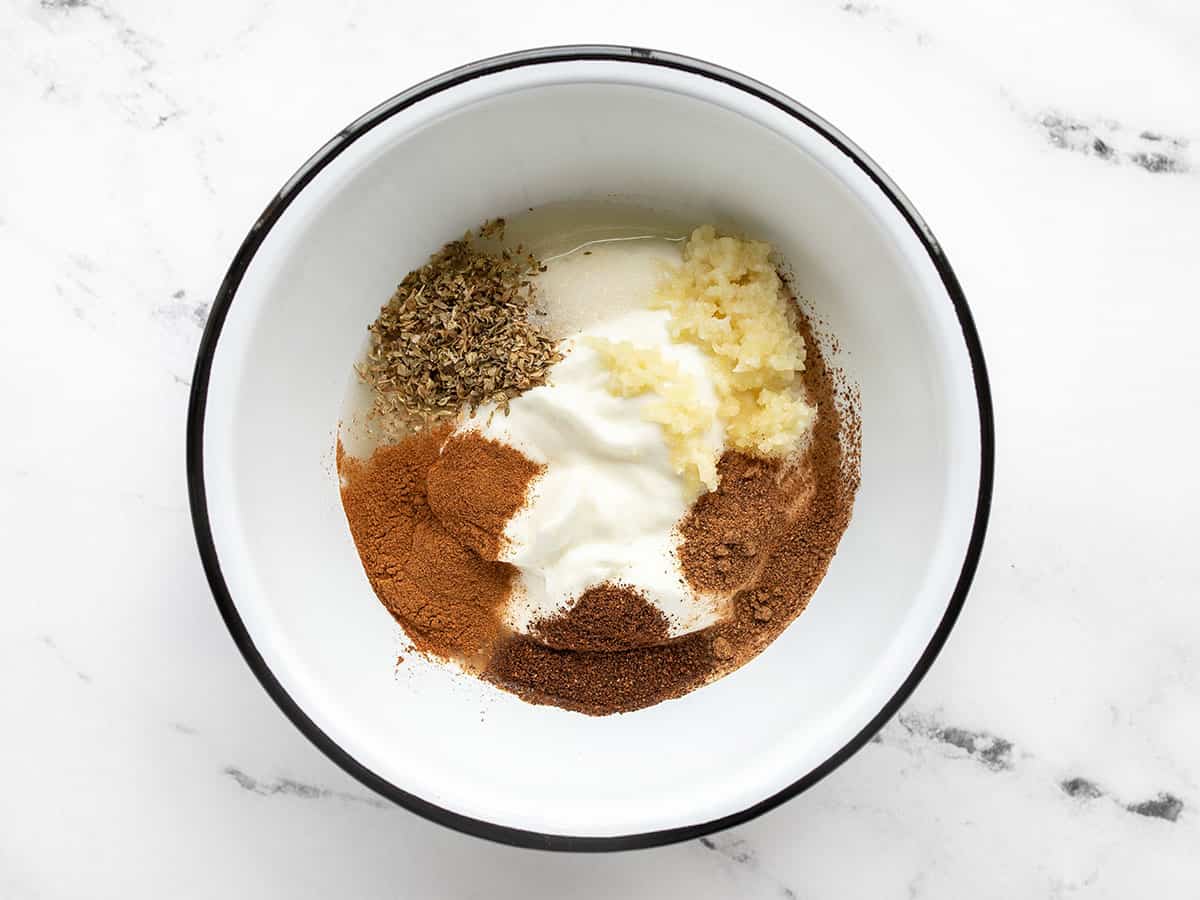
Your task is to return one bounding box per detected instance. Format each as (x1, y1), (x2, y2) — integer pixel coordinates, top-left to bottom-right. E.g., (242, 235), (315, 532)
(654, 226), (814, 457)
(586, 338), (719, 495)
(586, 227), (814, 496)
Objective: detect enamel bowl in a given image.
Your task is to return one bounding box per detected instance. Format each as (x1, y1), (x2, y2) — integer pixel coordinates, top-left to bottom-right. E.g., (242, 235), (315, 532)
(188, 46), (993, 850)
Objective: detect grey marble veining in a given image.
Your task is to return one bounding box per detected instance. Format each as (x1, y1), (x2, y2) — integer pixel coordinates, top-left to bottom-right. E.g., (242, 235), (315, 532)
(3, 0), (1199, 897)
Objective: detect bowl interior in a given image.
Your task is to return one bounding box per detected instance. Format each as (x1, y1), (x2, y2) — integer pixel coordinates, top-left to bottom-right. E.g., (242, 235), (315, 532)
(199, 59), (983, 839)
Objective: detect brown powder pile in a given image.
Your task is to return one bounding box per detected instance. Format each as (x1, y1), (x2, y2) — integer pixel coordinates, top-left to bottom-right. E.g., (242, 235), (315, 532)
(677, 454), (815, 596)
(530, 584), (670, 652)
(427, 430), (544, 560)
(485, 630), (713, 715)
(697, 303), (860, 675)
(339, 428), (541, 667)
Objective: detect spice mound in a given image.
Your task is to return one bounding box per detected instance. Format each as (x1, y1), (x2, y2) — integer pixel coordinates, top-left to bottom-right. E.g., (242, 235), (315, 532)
(339, 218), (859, 715)
(358, 228), (561, 439)
(339, 428), (536, 666)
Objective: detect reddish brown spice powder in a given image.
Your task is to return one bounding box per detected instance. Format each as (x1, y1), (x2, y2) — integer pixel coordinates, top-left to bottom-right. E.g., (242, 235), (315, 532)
(339, 428), (541, 667)
(427, 430), (545, 561)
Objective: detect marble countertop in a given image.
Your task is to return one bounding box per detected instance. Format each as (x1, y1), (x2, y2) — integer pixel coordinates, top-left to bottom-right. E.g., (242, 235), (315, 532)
(4, 0), (1199, 896)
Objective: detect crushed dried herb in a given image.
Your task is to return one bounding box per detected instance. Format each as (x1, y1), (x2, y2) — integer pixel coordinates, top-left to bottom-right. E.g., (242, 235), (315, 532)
(358, 226), (561, 433)
(477, 217), (506, 240)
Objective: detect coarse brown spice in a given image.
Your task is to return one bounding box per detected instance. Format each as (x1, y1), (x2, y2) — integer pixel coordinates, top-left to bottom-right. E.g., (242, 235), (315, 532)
(676, 452), (815, 596)
(484, 631), (715, 715)
(530, 583), (670, 652)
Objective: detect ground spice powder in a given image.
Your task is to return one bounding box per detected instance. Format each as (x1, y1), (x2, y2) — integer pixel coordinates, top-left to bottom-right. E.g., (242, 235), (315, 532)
(530, 583), (670, 652)
(427, 430), (545, 561)
(339, 428), (541, 668)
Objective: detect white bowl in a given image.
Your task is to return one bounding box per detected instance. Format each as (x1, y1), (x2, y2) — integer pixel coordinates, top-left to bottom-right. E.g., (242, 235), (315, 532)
(188, 46), (993, 850)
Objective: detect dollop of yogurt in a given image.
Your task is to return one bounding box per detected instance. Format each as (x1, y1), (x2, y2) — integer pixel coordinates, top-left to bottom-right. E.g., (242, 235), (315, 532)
(460, 239), (725, 637)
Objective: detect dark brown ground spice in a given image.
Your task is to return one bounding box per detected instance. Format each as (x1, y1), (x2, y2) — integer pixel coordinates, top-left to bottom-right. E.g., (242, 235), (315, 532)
(482, 300), (859, 715)
(485, 631), (714, 715)
(530, 583), (670, 652)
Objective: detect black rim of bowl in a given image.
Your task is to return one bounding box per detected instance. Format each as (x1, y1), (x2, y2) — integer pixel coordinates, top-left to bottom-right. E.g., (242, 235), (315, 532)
(186, 44), (995, 852)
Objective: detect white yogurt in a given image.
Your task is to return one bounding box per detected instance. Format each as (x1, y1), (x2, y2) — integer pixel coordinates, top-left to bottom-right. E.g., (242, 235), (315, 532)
(459, 239), (725, 637)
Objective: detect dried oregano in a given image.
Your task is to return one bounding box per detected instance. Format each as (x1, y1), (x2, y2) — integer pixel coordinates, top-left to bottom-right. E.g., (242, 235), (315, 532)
(358, 223), (561, 434)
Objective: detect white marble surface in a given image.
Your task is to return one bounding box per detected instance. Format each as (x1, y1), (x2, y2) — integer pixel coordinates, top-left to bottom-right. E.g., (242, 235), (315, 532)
(3, 0), (1199, 896)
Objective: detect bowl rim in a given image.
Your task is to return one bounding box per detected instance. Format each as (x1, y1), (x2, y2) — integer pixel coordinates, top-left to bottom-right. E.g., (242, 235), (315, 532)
(186, 44), (995, 852)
